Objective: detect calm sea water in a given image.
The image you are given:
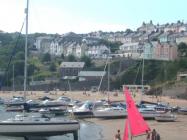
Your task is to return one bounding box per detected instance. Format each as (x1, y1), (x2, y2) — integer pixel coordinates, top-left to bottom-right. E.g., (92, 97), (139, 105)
(0, 106), (103, 140)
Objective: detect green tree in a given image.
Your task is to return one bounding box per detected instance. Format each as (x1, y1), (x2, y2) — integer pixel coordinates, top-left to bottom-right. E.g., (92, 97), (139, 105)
(14, 60), (24, 76)
(49, 62), (56, 72)
(67, 54), (76, 62)
(178, 42), (187, 57)
(81, 55), (92, 67)
(61, 53), (65, 59)
(42, 53), (51, 62)
(28, 64), (36, 76)
(15, 51), (25, 60)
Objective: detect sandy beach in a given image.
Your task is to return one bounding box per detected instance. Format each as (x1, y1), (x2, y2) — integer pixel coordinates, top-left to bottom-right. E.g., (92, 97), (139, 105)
(0, 90), (187, 140)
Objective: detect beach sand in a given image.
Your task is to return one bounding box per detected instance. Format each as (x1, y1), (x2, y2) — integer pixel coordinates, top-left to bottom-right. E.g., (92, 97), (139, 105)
(1, 90), (187, 140)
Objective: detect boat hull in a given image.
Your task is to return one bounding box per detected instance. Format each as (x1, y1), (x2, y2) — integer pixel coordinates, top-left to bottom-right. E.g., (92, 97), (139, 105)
(73, 111), (93, 118)
(155, 114), (177, 122)
(0, 121), (80, 137)
(93, 110), (127, 118)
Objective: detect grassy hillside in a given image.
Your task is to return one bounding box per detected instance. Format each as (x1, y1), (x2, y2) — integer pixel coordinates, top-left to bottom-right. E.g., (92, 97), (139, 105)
(111, 58), (187, 89)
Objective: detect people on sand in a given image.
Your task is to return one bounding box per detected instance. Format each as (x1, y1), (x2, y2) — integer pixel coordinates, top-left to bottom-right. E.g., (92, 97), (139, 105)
(114, 129), (121, 140)
(146, 130), (151, 140)
(151, 129), (160, 140)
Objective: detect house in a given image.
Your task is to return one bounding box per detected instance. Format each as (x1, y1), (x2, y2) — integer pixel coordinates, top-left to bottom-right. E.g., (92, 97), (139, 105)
(139, 33), (151, 42)
(35, 36), (53, 53)
(168, 33), (181, 43)
(78, 71), (106, 81)
(149, 32), (162, 41)
(137, 20), (156, 33)
(176, 32), (187, 44)
(60, 62), (85, 80)
(122, 33), (135, 43)
(119, 42), (142, 59)
(158, 32), (171, 43)
(164, 22), (186, 33)
(87, 45), (110, 59)
(131, 32), (143, 42)
(50, 38), (64, 56)
(141, 42), (155, 60)
(153, 42), (178, 61)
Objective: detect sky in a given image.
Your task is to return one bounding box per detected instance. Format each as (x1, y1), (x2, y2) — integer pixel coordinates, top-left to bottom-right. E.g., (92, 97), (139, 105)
(0, 0), (187, 34)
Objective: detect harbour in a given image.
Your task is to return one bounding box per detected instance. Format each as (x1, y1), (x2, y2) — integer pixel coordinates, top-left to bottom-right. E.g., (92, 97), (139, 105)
(0, 90), (187, 140)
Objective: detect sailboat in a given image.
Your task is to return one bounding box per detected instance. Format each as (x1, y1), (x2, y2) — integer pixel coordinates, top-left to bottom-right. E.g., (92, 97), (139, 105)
(123, 88), (150, 140)
(0, 0), (80, 139)
(93, 54), (127, 119)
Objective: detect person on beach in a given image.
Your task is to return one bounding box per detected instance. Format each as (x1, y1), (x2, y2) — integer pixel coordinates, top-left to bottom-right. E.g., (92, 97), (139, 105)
(151, 129), (157, 140)
(156, 132), (160, 140)
(114, 129), (121, 140)
(146, 130), (151, 140)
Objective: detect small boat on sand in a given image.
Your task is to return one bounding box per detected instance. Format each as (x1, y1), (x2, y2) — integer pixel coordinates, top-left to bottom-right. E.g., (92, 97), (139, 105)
(178, 107), (187, 115)
(155, 113), (177, 122)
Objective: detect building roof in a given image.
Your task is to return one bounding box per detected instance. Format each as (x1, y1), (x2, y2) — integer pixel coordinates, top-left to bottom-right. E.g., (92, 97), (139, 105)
(78, 71), (106, 77)
(60, 62), (85, 68)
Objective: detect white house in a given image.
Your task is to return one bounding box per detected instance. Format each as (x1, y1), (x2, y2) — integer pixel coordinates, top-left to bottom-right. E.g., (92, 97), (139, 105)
(119, 42), (142, 59)
(87, 45), (110, 58)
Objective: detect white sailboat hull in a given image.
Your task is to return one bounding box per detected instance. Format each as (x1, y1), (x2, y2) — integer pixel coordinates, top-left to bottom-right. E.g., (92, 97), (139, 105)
(0, 121), (80, 136)
(93, 108), (127, 118)
(155, 114), (177, 122)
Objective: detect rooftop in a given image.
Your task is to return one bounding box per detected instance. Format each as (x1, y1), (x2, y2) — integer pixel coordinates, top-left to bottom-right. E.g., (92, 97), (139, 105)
(60, 62), (85, 68)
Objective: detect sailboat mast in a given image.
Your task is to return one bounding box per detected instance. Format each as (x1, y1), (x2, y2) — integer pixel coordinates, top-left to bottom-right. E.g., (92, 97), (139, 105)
(107, 56), (110, 101)
(141, 46), (145, 102)
(12, 64), (15, 91)
(24, 0), (29, 101)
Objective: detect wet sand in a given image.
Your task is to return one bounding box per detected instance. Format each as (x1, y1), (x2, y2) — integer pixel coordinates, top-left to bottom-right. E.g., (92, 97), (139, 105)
(1, 90), (187, 140)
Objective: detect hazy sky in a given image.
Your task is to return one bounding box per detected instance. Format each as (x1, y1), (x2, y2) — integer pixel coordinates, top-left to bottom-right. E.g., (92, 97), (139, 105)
(0, 0), (187, 34)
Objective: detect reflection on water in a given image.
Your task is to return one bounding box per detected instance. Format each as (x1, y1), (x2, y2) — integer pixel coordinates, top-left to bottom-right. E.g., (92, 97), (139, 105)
(0, 107), (103, 140)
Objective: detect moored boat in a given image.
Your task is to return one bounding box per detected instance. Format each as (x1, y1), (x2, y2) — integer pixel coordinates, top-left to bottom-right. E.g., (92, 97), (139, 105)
(93, 106), (127, 118)
(178, 107), (187, 115)
(0, 115), (80, 137)
(155, 113), (177, 122)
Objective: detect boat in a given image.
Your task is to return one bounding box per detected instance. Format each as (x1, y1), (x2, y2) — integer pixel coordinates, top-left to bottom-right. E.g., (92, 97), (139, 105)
(155, 113), (177, 122)
(4, 96), (25, 106)
(0, 114), (79, 137)
(0, 97), (4, 104)
(71, 101), (94, 118)
(139, 108), (161, 119)
(123, 88), (151, 140)
(93, 105), (127, 118)
(0, 1), (80, 139)
(93, 102), (127, 118)
(178, 107), (187, 115)
(39, 107), (68, 118)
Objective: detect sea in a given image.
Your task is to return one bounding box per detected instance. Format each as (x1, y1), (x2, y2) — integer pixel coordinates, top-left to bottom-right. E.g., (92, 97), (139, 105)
(0, 106), (104, 140)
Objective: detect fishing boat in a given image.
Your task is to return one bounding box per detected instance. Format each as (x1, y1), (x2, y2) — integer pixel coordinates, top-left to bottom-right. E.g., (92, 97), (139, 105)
(0, 1), (80, 139)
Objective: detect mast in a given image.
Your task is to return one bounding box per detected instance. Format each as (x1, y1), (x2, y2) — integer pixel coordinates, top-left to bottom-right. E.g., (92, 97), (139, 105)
(141, 46), (144, 102)
(12, 64), (15, 91)
(24, 0), (29, 101)
(107, 55), (110, 102)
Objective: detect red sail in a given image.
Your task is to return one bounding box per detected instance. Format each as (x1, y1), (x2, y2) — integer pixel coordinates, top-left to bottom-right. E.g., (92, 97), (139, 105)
(124, 88), (150, 136)
(123, 119), (129, 140)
